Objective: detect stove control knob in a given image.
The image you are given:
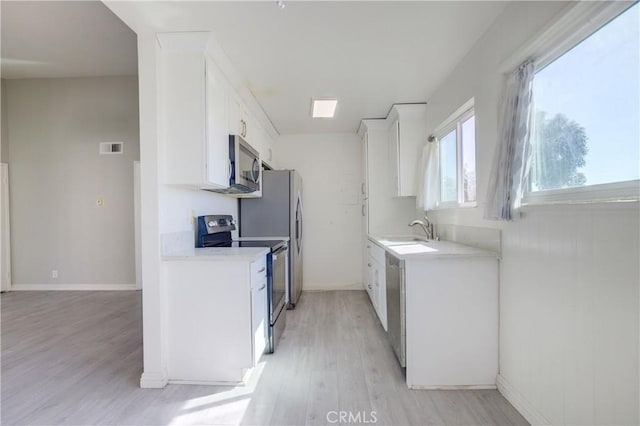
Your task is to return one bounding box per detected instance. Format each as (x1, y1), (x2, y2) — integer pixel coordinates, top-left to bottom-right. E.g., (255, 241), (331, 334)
(208, 220), (217, 228)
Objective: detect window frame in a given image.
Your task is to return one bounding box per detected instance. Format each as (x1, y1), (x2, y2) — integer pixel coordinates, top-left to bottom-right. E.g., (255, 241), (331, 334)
(520, 1), (640, 206)
(434, 104), (477, 209)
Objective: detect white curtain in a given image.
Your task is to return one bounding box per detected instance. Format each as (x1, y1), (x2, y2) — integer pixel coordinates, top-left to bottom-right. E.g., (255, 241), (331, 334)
(484, 60), (535, 221)
(416, 140), (439, 211)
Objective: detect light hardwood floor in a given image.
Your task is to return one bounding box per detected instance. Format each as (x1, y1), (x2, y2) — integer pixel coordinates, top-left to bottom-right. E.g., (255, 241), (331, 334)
(1, 290), (528, 426)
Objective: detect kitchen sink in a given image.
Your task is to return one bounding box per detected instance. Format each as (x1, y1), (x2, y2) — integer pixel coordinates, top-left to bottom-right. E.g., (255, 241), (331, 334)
(377, 236), (430, 246)
(375, 236), (439, 255)
(387, 243), (438, 255)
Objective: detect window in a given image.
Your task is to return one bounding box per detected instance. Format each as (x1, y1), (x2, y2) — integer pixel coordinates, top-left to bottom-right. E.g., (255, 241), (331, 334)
(529, 3), (639, 197)
(436, 106), (476, 207)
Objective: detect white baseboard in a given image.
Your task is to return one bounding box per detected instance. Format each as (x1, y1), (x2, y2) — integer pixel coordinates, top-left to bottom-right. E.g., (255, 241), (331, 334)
(140, 371), (168, 389)
(168, 378), (245, 387)
(10, 283), (137, 291)
(303, 282), (364, 291)
(410, 384), (497, 390)
(497, 374), (550, 425)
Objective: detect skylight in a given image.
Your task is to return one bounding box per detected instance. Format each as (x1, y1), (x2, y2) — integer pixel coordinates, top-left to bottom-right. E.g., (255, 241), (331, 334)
(311, 99), (338, 118)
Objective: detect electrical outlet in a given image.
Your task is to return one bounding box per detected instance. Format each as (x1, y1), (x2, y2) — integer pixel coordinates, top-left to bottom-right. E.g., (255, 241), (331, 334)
(97, 198), (105, 207)
(190, 210), (196, 225)
(52, 270), (58, 279)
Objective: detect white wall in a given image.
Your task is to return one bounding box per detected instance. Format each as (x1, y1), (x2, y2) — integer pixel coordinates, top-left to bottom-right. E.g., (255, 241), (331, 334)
(1, 79), (8, 162)
(5, 77), (139, 288)
(136, 34), (243, 388)
(276, 133), (363, 291)
(424, 2), (639, 424)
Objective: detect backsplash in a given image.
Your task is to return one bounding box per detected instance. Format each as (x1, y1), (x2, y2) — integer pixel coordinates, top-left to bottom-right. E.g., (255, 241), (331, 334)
(161, 231), (194, 255)
(435, 224), (501, 254)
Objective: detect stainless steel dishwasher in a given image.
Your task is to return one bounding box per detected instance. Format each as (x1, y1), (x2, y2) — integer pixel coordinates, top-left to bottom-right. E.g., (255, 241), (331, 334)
(386, 251), (406, 367)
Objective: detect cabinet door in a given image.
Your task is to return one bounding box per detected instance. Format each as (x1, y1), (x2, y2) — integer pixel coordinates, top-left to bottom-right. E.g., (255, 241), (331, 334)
(241, 107), (253, 143)
(390, 104), (427, 197)
(205, 58), (230, 188)
(375, 259), (387, 331)
(251, 259), (268, 366)
(228, 92), (243, 136)
(366, 255), (377, 309)
(364, 242), (371, 293)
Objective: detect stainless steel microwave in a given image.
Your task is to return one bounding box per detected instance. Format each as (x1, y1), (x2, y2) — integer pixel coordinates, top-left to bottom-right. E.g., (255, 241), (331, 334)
(210, 135), (261, 194)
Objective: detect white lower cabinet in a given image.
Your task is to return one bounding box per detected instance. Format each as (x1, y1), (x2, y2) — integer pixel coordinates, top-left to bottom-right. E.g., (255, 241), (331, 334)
(404, 256), (499, 389)
(250, 257), (268, 366)
(164, 254), (267, 385)
(365, 239), (387, 331)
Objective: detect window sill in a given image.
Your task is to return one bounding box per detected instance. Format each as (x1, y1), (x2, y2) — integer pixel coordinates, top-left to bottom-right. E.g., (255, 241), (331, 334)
(431, 201), (478, 211)
(522, 180), (640, 207)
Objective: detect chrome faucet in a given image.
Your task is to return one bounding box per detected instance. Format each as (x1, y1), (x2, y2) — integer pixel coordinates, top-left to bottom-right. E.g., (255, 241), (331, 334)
(409, 215), (434, 240)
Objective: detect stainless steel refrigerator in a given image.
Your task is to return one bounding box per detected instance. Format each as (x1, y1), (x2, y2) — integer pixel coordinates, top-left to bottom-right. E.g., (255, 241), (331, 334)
(240, 170), (303, 308)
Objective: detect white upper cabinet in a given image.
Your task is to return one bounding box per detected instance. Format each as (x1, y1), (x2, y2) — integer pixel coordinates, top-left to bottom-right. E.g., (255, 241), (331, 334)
(205, 58), (231, 188)
(227, 92), (243, 138)
(159, 33), (230, 190)
(388, 104), (427, 197)
(228, 92), (254, 143)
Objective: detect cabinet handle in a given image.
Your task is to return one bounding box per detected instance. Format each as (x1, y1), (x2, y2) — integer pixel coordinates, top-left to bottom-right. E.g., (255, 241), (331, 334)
(362, 204), (366, 217)
(361, 182), (366, 195)
(258, 283), (266, 291)
(367, 263), (371, 267)
(258, 267), (266, 273)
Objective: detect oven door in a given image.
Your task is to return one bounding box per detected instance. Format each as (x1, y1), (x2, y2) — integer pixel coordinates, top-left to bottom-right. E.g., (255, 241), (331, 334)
(269, 245), (288, 326)
(232, 135), (260, 192)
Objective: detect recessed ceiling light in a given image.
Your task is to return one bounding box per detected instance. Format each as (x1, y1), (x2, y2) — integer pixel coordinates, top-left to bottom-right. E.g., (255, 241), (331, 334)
(276, 0), (285, 9)
(311, 99), (338, 118)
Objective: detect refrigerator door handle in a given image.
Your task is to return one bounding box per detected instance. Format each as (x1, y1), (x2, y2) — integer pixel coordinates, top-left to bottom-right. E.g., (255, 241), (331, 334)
(295, 194), (303, 254)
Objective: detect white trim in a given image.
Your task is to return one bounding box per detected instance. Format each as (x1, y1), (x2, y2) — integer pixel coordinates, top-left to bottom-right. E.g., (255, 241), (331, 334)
(140, 371), (168, 389)
(410, 384), (496, 391)
(523, 180), (640, 206)
(497, 374), (551, 426)
(1, 164), (11, 292)
(10, 284), (137, 291)
(168, 379), (245, 387)
(500, 1), (633, 73)
(134, 161), (142, 290)
(433, 98), (475, 136)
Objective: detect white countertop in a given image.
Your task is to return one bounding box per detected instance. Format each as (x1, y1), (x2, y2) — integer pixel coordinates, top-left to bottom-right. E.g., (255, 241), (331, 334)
(162, 247), (270, 262)
(369, 235), (499, 260)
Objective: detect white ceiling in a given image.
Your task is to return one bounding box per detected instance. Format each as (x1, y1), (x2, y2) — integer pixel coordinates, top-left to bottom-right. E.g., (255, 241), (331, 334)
(105, 1), (507, 134)
(220, 2), (510, 134)
(4, 0), (507, 133)
(1, 1), (137, 79)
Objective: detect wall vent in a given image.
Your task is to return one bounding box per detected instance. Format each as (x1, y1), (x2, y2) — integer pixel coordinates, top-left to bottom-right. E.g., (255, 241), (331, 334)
(99, 142), (124, 155)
